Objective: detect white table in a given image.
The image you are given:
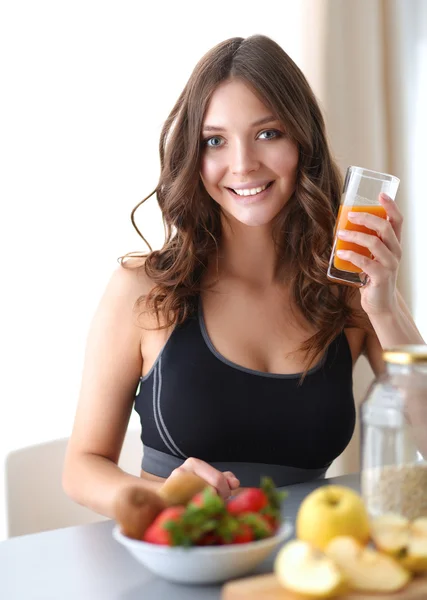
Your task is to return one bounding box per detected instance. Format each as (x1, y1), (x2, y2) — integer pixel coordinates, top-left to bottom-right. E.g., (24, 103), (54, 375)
(0, 473), (359, 600)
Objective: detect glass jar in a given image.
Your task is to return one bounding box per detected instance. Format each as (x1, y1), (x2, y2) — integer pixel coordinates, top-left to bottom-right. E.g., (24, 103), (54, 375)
(360, 345), (427, 519)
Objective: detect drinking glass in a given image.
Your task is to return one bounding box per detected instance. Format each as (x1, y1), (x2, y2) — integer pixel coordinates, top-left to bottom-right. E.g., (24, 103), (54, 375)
(327, 166), (400, 286)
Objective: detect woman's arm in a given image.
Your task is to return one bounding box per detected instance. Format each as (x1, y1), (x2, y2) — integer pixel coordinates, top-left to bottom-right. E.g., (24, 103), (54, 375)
(364, 290), (425, 376)
(62, 262), (161, 518)
(337, 193), (425, 376)
(63, 262), (240, 517)
(368, 288), (424, 347)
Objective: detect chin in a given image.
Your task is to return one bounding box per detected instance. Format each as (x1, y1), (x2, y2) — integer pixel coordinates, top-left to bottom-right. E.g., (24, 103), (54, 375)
(223, 205), (284, 228)
(236, 215), (276, 227)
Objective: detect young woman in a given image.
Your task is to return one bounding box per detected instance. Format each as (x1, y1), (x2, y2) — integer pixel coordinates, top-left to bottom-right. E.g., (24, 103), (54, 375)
(63, 35), (424, 518)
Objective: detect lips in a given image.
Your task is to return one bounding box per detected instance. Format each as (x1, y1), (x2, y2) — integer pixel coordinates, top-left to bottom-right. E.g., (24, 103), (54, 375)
(224, 181), (275, 206)
(227, 181), (274, 197)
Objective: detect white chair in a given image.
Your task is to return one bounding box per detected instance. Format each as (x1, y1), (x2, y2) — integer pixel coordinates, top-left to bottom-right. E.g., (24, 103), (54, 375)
(5, 357), (373, 538)
(5, 428), (142, 538)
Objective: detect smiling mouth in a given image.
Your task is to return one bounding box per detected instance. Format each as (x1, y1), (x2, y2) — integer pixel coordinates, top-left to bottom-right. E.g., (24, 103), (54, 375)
(227, 181), (274, 197)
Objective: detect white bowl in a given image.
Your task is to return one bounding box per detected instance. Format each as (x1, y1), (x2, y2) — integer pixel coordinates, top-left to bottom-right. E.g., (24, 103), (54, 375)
(112, 520), (292, 584)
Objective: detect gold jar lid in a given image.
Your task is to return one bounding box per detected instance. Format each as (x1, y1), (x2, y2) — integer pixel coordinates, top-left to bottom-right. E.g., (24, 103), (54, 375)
(383, 345), (427, 364)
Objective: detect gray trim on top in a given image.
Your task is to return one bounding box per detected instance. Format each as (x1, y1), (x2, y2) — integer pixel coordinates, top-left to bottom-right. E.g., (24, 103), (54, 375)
(137, 297), (329, 386)
(198, 301), (327, 379)
(153, 357), (187, 459)
(140, 336), (172, 383)
(141, 446), (330, 488)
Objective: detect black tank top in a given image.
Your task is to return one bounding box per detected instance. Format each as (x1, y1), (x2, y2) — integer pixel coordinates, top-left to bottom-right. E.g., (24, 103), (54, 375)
(133, 302), (355, 487)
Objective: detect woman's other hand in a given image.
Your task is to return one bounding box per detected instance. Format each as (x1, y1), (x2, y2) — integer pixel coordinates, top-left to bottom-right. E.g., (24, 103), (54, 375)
(336, 192), (403, 316)
(168, 457), (240, 500)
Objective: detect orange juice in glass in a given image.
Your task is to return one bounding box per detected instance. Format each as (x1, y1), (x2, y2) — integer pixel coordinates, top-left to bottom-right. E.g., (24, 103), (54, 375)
(327, 166), (400, 286)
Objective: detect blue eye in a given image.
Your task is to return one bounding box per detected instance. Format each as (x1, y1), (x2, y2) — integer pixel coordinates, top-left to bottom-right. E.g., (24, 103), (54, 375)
(258, 129), (281, 140)
(204, 136), (223, 148)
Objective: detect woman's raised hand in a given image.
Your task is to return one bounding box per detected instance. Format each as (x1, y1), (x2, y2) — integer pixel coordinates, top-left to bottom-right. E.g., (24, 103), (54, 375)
(336, 192), (403, 316)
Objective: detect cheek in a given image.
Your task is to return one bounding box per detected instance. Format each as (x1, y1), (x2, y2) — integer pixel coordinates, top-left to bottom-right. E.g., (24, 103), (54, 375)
(269, 142), (299, 181)
(274, 153), (299, 180)
(200, 154), (224, 187)
(276, 164), (297, 195)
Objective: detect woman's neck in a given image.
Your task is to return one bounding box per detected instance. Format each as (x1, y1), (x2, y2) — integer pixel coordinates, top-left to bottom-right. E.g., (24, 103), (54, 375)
(211, 214), (278, 287)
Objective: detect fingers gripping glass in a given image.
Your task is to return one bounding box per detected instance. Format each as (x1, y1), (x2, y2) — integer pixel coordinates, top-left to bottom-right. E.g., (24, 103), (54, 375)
(327, 166), (400, 287)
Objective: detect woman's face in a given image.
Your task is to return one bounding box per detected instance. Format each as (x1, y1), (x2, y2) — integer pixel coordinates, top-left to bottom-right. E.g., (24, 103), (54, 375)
(200, 78), (299, 228)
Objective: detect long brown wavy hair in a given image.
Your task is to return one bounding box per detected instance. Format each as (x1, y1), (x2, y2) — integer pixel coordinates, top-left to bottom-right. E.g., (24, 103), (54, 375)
(121, 34), (368, 374)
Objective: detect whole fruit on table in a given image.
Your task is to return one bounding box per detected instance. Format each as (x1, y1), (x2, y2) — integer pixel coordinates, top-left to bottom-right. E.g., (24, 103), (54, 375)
(113, 487), (166, 540)
(296, 485), (370, 550)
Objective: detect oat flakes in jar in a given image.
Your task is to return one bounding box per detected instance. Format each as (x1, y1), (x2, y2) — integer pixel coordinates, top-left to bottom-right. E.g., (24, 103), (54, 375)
(360, 345), (427, 520)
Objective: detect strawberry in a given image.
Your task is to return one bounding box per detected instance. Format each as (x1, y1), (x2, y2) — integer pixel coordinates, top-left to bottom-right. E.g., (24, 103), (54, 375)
(196, 532), (222, 546)
(143, 488), (225, 547)
(142, 478), (286, 547)
(231, 522), (254, 544)
(143, 506), (187, 546)
(188, 492), (205, 508)
(258, 476), (288, 532)
(213, 513), (267, 544)
(214, 513), (243, 544)
(227, 488), (268, 515)
(262, 513), (280, 533)
(238, 512), (273, 540)
(260, 476), (287, 511)
(187, 487), (225, 516)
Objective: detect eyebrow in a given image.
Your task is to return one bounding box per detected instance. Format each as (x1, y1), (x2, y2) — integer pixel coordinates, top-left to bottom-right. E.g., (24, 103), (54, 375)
(202, 115), (279, 132)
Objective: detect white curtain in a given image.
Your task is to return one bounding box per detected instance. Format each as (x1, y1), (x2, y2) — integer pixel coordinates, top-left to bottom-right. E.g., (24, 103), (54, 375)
(301, 0), (427, 476)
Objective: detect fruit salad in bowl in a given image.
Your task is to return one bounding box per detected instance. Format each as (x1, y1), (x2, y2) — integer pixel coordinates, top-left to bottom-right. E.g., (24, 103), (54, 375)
(112, 475), (292, 584)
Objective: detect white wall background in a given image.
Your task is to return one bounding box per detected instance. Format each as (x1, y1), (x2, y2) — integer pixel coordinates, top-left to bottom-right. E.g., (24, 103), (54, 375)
(1, 1), (425, 541)
(0, 0), (306, 541)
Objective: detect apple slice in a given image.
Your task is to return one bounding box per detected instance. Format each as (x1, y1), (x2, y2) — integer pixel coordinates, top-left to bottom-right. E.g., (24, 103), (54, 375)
(325, 535), (411, 593)
(371, 513), (427, 573)
(274, 539), (348, 598)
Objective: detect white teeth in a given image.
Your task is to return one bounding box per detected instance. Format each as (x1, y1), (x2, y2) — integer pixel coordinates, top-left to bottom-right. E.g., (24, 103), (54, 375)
(233, 183), (269, 196)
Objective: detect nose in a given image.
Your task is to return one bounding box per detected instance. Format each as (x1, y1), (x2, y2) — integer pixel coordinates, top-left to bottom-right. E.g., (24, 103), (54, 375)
(230, 140), (260, 176)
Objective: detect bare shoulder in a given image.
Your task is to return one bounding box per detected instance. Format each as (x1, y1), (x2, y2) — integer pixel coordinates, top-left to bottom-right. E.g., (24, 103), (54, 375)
(109, 256), (153, 298)
(65, 256), (156, 464)
(101, 256), (155, 323)
(83, 255), (157, 381)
